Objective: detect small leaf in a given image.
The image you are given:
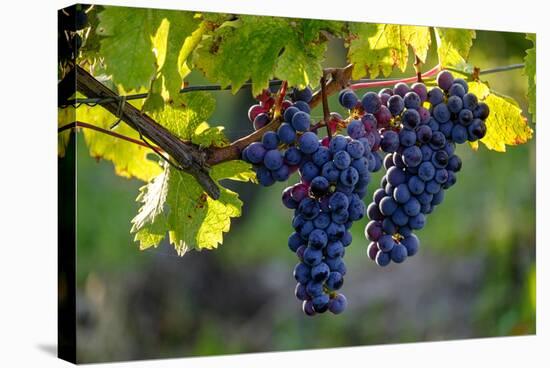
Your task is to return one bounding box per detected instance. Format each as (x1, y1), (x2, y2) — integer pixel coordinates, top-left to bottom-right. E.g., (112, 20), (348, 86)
(434, 27), (475, 68)
(347, 23), (431, 79)
(468, 81), (533, 152)
(132, 160), (255, 255)
(192, 123), (229, 147)
(524, 33), (536, 122)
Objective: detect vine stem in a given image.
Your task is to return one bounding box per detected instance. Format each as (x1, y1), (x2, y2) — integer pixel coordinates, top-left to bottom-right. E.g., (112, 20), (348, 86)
(62, 62), (525, 171)
(58, 121), (162, 151)
(320, 73), (332, 140)
(71, 65), (221, 199)
(349, 64), (441, 90)
(206, 81), (287, 165)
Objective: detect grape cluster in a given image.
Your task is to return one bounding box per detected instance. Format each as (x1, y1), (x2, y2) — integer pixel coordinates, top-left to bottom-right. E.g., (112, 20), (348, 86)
(242, 87), (314, 186)
(285, 127), (382, 315)
(240, 69), (490, 315)
(363, 71), (489, 266)
(242, 85), (384, 315)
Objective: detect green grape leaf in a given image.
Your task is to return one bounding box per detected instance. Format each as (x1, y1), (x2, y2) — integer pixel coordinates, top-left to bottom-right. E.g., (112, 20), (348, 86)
(97, 6), (200, 104)
(97, 7), (162, 90)
(192, 123), (229, 148)
(347, 23), (431, 79)
(468, 81), (533, 152)
(75, 104), (163, 181)
(150, 92), (216, 139)
(434, 27), (476, 68)
(131, 160), (254, 255)
(524, 33), (536, 122)
(193, 16), (329, 95)
(275, 40), (326, 90)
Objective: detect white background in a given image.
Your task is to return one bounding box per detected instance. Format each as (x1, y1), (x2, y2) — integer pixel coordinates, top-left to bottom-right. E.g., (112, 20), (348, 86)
(0, 0), (546, 366)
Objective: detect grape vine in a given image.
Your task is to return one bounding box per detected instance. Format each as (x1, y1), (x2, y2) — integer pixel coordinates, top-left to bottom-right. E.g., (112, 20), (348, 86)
(58, 6), (536, 317)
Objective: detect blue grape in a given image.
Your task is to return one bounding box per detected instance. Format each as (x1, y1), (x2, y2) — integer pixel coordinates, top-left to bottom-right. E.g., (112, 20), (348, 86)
(298, 132), (320, 154)
(294, 101), (311, 114)
(294, 262), (311, 284)
(447, 95), (463, 114)
(340, 167), (359, 187)
(433, 103), (451, 123)
(399, 129), (417, 147)
(436, 70), (454, 91)
(326, 273), (344, 291)
(291, 111), (311, 132)
(402, 109), (420, 129)
(401, 234), (419, 256)
(394, 82), (410, 97)
(390, 244), (407, 263)
(284, 105), (300, 122)
(311, 262), (330, 282)
(329, 135), (348, 153)
(312, 146), (331, 167)
(347, 120), (366, 139)
(449, 83), (466, 97)
(256, 166), (275, 186)
(292, 87), (313, 103)
(328, 294), (347, 314)
(333, 150), (352, 170)
(299, 161), (319, 183)
(303, 247), (323, 266)
(284, 147), (302, 165)
(277, 123), (296, 144)
(308, 229), (328, 250)
(428, 87), (444, 105)
(404, 91), (421, 110)
(375, 250), (391, 266)
(339, 89), (358, 109)
(451, 124), (468, 144)
(310, 176), (330, 197)
(361, 91), (381, 113)
(381, 130), (400, 152)
(346, 140), (365, 159)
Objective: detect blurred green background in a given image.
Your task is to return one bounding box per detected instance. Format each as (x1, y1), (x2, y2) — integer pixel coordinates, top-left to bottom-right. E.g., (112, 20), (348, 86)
(68, 27), (535, 363)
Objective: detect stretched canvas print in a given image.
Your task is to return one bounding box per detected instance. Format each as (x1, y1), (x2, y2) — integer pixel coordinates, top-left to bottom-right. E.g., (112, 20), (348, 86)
(58, 3), (536, 364)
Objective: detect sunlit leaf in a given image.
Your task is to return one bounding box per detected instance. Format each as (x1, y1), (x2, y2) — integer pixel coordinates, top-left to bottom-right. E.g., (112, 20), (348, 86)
(468, 81), (533, 152)
(75, 104), (163, 181)
(193, 16), (329, 95)
(434, 27), (475, 68)
(131, 160), (254, 254)
(347, 23), (431, 79)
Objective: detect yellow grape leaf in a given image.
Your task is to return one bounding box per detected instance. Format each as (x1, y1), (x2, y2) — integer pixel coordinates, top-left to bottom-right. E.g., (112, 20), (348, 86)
(76, 105), (162, 182)
(469, 81), (533, 152)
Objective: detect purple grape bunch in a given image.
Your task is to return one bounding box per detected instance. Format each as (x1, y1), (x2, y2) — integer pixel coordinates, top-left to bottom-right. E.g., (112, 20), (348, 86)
(242, 88), (315, 186)
(362, 71), (489, 266)
(239, 70), (490, 315)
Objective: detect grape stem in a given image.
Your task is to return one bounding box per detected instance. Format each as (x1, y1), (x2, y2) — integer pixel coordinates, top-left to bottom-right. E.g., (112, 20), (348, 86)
(58, 121), (162, 151)
(320, 72), (333, 141)
(349, 64), (441, 90)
